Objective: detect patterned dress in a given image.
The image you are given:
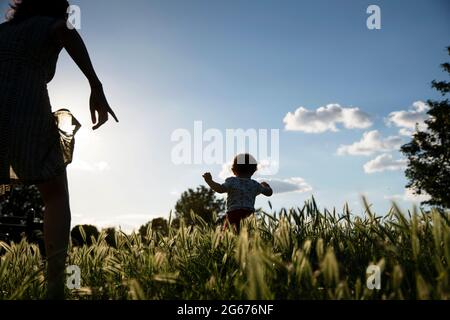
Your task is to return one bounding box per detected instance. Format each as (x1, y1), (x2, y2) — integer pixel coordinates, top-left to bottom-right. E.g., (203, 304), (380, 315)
(0, 16), (80, 195)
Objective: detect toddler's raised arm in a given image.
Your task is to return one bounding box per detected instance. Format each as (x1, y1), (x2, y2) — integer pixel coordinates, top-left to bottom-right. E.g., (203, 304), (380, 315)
(260, 182), (273, 197)
(202, 172), (227, 193)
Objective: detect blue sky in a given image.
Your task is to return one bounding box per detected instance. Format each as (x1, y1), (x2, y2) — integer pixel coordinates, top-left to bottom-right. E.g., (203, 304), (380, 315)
(2, 0), (449, 231)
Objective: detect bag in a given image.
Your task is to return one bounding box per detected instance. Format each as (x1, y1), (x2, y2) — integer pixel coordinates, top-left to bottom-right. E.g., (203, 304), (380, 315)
(0, 109), (81, 196)
(53, 109), (81, 165)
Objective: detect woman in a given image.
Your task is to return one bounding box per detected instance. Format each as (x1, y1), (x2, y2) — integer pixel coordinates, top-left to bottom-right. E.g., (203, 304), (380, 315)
(0, 0), (118, 299)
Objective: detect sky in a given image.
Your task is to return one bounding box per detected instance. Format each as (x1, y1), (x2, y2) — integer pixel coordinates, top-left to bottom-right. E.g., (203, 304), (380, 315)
(1, 0), (449, 232)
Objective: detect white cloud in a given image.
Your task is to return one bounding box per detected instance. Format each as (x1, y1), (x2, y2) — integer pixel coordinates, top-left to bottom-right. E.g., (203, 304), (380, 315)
(283, 104), (372, 133)
(218, 162), (233, 180)
(398, 128), (414, 136)
(403, 188), (431, 203)
(363, 154), (407, 174)
(385, 188), (431, 203)
(386, 101), (430, 136)
(257, 177), (313, 194)
(337, 130), (403, 156)
(71, 213), (163, 233)
(257, 158), (280, 176)
(70, 159), (111, 172)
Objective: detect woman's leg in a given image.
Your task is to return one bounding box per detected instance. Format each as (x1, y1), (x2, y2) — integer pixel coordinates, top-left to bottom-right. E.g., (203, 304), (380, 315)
(37, 171), (71, 300)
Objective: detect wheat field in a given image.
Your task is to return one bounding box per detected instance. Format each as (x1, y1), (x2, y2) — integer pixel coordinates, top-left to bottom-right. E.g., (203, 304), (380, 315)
(0, 198), (448, 300)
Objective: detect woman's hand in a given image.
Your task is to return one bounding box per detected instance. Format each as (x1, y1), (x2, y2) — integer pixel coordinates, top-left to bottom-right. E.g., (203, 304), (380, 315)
(90, 85), (119, 130)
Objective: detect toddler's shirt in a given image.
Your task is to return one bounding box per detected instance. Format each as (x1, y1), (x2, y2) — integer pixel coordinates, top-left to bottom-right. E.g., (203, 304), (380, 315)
(222, 177), (268, 212)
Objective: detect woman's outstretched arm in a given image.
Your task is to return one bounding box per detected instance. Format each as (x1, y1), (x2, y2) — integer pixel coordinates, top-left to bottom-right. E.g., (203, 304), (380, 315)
(52, 21), (119, 130)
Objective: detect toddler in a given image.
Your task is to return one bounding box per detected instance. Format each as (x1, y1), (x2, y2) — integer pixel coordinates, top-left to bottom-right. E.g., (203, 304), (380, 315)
(203, 154), (273, 231)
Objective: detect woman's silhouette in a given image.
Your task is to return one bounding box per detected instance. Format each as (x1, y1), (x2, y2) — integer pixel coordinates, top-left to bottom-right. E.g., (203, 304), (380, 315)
(0, 0), (118, 299)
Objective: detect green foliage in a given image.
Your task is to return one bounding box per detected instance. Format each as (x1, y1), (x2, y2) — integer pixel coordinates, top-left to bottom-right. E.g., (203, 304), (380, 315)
(0, 198), (448, 300)
(174, 185), (225, 225)
(401, 46), (450, 209)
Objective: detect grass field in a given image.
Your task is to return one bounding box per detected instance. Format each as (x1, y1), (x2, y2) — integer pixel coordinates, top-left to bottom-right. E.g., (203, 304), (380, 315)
(0, 198), (449, 300)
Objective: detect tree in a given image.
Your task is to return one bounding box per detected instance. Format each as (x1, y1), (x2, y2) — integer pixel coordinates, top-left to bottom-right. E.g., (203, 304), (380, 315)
(401, 47), (450, 209)
(138, 217), (169, 240)
(0, 185), (44, 218)
(0, 186), (45, 252)
(70, 224), (100, 246)
(174, 185), (226, 225)
(103, 227), (118, 248)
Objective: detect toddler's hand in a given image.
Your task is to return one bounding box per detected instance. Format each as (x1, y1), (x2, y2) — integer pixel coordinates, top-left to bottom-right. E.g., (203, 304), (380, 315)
(260, 181), (273, 196)
(203, 172), (213, 182)
(260, 182), (271, 188)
